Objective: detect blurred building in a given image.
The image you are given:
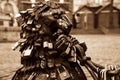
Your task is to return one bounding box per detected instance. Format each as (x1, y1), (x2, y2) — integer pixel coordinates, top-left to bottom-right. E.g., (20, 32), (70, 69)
(18, 0), (120, 12)
(18, 0), (73, 12)
(0, 0), (120, 35)
(74, 0), (120, 12)
(0, 0), (19, 27)
(74, 0), (120, 34)
(1, 0), (120, 14)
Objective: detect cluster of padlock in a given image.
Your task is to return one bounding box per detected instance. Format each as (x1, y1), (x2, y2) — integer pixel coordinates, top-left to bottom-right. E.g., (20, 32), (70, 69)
(12, 1), (73, 66)
(11, 1), (120, 80)
(98, 65), (120, 80)
(12, 1), (87, 80)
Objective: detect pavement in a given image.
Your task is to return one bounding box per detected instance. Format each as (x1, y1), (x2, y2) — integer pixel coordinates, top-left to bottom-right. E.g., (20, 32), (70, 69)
(0, 34), (120, 80)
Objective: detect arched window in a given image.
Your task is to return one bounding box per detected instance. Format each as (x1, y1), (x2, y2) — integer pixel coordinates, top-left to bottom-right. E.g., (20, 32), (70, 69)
(4, 2), (14, 15)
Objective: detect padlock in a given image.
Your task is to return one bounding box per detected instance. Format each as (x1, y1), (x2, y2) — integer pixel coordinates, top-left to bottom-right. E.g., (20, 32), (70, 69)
(47, 58), (54, 68)
(27, 8), (35, 16)
(48, 42), (53, 49)
(20, 10), (28, 16)
(50, 70), (57, 79)
(40, 58), (46, 69)
(35, 5), (49, 20)
(15, 13), (23, 25)
(27, 18), (33, 24)
(57, 66), (70, 80)
(25, 26), (32, 31)
(35, 24), (41, 29)
(35, 12), (40, 20)
(48, 50), (57, 56)
(68, 49), (77, 62)
(23, 46), (33, 56)
(61, 43), (71, 56)
(12, 39), (26, 50)
(55, 39), (63, 48)
(100, 69), (107, 80)
(32, 28), (37, 32)
(12, 42), (21, 50)
(38, 49), (44, 58)
(43, 41), (48, 48)
(34, 38), (43, 47)
(21, 22), (27, 29)
(34, 42), (42, 47)
(41, 11), (50, 16)
(64, 44), (71, 55)
(56, 39), (68, 52)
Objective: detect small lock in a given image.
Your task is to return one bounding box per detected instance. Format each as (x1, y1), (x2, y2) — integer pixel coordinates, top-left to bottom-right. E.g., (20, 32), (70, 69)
(37, 49), (44, 58)
(56, 39), (64, 49)
(12, 39), (26, 50)
(48, 42), (53, 49)
(18, 39), (27, 43)
(23, 46), (33, 56)
(20, 10), (27, 15)
(48, 50), (57, 56)
(12, 42), (21, 50)
(50, 71), (57, 79)
(68, 49), (77, 62)
(15, 13), (21, 19)
(47, 58), (54, 68)
(27, 18), (33, 24)
(35, 13), (40, 20)
(32, 28), (37, 31)
(61, 44), (71, 56)
(56, 40), (68, 52)
(57, 66), (70, 80)
(15, 13), (22, 24)
(22, 23), (27, 29)
(40, 58), (46, 69)
(65, 45), (71, 55)
(27, 8), (34, 14)
(25, 26), (32, 31)
(42, 11), (50, 16)
(34, 42), (42, 47)
(35, 24), (41, 29)
(43, 41), (48, 48)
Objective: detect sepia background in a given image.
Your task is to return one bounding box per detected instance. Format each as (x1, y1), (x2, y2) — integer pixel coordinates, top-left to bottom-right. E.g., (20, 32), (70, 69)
(0, 0), (120, 80)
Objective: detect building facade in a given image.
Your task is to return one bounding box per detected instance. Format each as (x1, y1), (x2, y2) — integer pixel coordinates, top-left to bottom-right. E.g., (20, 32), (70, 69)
(73, 0), (120, 12)
(1, 0), (119, 12)
(0, 0), (120, 27)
